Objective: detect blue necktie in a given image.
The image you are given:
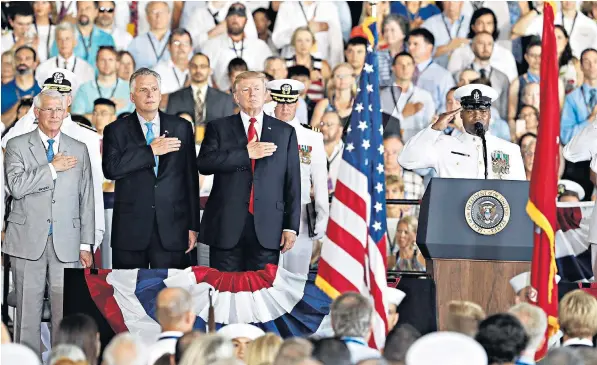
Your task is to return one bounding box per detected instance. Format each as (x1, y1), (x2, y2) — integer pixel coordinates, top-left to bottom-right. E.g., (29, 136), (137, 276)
(589, 89), (597, 111)
(145, 122), (158, 176)
(47, 139), (55, 235)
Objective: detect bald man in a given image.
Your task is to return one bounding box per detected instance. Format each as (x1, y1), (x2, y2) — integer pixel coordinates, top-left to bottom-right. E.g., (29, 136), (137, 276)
(148, 288), (196, 365)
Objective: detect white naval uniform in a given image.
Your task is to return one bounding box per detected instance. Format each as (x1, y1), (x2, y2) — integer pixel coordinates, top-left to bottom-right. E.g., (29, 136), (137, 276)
(563, 123), (597, 248)
(2, 108), (105, 248)
(280, 117), (329, 275)
(399, 127), (526, 180)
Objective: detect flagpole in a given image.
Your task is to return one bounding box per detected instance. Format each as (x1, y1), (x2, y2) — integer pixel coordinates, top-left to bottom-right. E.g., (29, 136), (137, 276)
(371, 1), (377, 18)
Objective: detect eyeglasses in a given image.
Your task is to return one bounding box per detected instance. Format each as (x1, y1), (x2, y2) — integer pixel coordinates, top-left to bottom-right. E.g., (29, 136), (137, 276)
(320, 122), (340, 127)
(172, 40), (191, 47)
(39, 107), (65, 115)
(99, 7), (114, 13)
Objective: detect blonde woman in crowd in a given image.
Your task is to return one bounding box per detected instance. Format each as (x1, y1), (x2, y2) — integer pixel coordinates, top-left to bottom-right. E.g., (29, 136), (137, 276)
(285, 27), (331, 103)
(391, 216), (425, 272)
(179, 334), (235, 365)
(310, 63), (356, 132)
(1, 50), (15, 85)
(445, 301), (487, 337)
(245, 333), (284, 365)
(559, 290), (597, 347)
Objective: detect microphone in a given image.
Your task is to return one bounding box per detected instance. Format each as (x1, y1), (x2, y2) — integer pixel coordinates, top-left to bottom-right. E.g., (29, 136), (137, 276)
(474, 122), (489, 179)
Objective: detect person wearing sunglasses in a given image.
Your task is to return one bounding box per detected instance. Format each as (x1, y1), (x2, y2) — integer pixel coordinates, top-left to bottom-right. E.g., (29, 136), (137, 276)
(95, 0), (133, 51)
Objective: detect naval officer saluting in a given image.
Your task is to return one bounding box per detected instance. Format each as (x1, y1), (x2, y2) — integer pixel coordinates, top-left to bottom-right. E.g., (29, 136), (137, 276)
(399, 84), (525, 180)
(267, 79), (329, 275)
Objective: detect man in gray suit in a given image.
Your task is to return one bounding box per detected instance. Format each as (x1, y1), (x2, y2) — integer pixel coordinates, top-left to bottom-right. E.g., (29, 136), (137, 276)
(3, 89), (95, 352)
(166, 53), (236, 129)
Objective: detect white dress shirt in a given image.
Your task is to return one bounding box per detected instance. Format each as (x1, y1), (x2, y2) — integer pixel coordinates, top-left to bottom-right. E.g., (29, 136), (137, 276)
(153, 60), (189, 95)
(138, 112), (161, 140)
(38, 129), (91, 251)
(562, 338), (594, 347)
(101, 26), (133, 51)
(202, 34), (273, 92)
(422, 12), (471, 68)
(399, 126), (526, 180)
(34, 24), (56, 62)
(35, 55), (95, 97)
(526, 11), (597, 58)
(447, 42), (518, 82)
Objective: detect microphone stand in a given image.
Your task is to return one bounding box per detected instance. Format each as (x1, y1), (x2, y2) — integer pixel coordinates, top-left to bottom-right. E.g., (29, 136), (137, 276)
(475, 122), (488, 180)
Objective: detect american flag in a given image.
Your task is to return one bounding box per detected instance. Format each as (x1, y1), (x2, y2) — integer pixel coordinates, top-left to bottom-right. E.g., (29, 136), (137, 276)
(315, 18), (388, 349)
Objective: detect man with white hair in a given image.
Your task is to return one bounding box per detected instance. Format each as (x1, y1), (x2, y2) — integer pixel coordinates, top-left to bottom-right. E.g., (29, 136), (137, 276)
(2, 68), (105, 256)
(50, 344), (87, 365)
(406, 332), (487, 365)
(103, 333), (148, 365)
(1, 343), (41, 365)
(331, 292), (381, 363)
(147, 287), (196, 365)
(36, 22), (95, 96)
(4, 88), (95, 352)
(509, 303), (548, 365)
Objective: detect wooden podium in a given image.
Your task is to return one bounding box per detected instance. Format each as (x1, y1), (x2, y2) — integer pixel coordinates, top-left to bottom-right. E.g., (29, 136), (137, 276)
(417, 179), (534, 330)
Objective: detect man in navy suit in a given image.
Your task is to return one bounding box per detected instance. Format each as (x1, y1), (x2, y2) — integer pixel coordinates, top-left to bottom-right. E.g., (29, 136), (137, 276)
(197, 71), (301, 272)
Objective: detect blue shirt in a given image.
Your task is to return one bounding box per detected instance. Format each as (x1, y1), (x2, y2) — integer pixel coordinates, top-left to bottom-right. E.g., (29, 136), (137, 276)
(422, 13), (470, 68)
(415, 59), (456, 113)
(71, 78), (134, 116)
(1, 79), (41, 113)
(561, 84), (597, 145)
(488, 108), (511, 142)
(128, 30), (172, 69)
(50, 26), (115, 69)
(390, 2), (440, 20)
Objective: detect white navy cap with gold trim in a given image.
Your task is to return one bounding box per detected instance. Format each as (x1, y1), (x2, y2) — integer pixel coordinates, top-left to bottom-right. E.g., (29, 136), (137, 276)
(217, 323), (265, 341)
(386, 287), (406, 307)
(510, 271), (561, 293)
(406, 332), (487, 365)
(454, 84), (498, 110)
(267, 79), (305, 104)
(41, 68), (77, 94)
(558, 179), (585, 200)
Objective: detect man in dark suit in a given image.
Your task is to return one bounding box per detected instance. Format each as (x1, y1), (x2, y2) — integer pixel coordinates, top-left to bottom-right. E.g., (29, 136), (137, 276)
(102, 68), (200, 269)
(197, 71), (301, 272)
(166, 53), (236, 129)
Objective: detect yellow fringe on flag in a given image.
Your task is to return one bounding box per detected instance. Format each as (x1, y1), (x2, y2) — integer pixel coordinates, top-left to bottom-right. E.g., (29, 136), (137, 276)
(315, 275), (341, 300)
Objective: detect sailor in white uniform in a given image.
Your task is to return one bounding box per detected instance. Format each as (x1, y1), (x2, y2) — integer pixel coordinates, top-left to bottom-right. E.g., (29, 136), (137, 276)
(385, 287), (406, 332)
(1, 68), (105, 251)
(399, 84), (526, 180)
(563, 123), (597, 275)
(267, 79), (329, 275)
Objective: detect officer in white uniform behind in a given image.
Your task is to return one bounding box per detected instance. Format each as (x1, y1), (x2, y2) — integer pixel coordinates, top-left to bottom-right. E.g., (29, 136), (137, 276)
(2, 68), (105, 251)
(399, 84), (525, 180)
(267, 79), (329, 275)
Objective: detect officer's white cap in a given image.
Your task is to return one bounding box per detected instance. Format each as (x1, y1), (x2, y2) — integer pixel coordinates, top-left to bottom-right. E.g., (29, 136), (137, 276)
(386, 287), (406, 307)
(266, 79), (305, 104)
(40, 67), (78, 93)
(217, 323), (265, 341)
(454, 83), (498, 103)
(406, 332), (487, 365)
(558, 179), (585, 200)
(510, 271), (561, 293)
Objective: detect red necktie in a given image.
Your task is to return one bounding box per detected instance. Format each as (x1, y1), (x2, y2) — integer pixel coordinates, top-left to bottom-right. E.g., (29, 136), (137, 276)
(247, 118), (258, 214)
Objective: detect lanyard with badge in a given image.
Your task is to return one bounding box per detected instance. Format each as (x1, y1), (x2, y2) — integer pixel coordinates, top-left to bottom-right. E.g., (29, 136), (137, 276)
(56, 56), (77, 72)
(172, 67), (188, 88)
(391, 86), (414, 110)
(561, 11), (578, 36)
(77, 26), (93, 61)
(147, 33), (168, 63)
(34, 22), (52, 58)
(441, 15), (464, 40)
(208, 8), (219, 25)
(230, 37), (244, 59)
(299, 2), (317, 23)
(96, 78), (119, 99)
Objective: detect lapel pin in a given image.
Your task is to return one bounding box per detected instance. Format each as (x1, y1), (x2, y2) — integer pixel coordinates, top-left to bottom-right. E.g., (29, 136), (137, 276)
(268, 127), (271, 130)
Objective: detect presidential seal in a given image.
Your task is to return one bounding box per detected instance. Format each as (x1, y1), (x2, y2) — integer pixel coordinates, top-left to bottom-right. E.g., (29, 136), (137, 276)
(464, 190), (510, 235)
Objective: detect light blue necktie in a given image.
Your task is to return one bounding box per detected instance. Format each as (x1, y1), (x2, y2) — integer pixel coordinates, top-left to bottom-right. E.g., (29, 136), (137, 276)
(589, 89), (597, 111)
(145, 122), (158, 176)
(47, 139), (55, 235)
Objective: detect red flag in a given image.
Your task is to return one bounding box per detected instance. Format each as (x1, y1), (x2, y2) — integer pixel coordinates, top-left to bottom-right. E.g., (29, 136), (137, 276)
(526, 2), (560, 360)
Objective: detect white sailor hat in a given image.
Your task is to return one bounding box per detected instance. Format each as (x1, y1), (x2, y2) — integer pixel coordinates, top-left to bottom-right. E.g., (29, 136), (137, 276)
(2, 343), (41, 365)
(217, 323), (265, 341)
(386, 287), (406, 307)
(510, 271), (561, 293)
(266, 79), (305, 104)
(454, 84), (498, 110)
(406, 332), (487, 365)
(558, 179), (585, 200)
(40, 68), (77, 94)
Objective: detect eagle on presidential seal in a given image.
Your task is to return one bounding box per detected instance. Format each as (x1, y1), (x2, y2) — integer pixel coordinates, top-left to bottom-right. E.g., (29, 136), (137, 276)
(464, 190), (511, 235)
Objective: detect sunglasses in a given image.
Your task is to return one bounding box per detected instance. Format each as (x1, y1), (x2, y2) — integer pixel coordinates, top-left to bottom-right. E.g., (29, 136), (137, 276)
(99, 7), (114, 13)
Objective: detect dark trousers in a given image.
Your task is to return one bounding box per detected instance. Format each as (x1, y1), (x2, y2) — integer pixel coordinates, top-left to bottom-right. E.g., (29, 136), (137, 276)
(112, 216), (189, 269)
(210, 214), (280, 272)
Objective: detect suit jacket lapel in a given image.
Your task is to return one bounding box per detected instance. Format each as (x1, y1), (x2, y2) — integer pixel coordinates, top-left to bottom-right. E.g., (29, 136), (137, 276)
(255, 115), (274, 172)
(29, 130), (48, 167)
(184, 87), (194, 115)
(128, 111), (147, 147)
(205, 87), (215, 122)
(157, 111), (172, 177)
(231, 113), (248, 146)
